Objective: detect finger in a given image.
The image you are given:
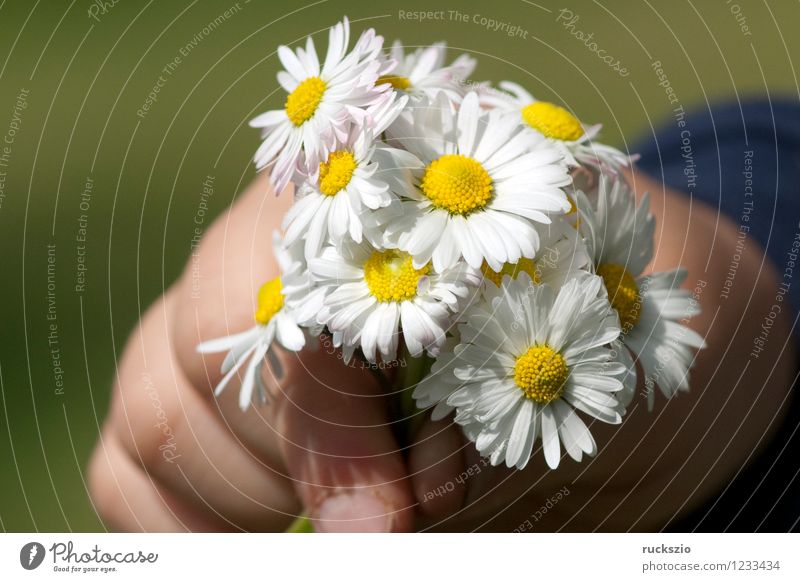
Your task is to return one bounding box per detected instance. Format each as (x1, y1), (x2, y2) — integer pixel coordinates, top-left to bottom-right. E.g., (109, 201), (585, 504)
(112, 291), (300, 531)
(88, 429), (229, 532)
(274, 341), (415, 532)
(89, 429), (187, 532)
(172, 171), (293, 466)
(408, 418), (467, 520)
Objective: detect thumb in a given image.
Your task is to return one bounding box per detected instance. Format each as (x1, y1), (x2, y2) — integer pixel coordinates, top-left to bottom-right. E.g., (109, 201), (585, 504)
(272, 341), (415, 532)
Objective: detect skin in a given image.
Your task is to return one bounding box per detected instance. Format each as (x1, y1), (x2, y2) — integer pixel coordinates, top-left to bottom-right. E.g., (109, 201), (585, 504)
(88, 167), (796, 532)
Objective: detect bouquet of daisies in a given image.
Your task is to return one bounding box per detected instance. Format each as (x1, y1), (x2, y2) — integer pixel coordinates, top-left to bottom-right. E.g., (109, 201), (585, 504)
(198, 18), (705, 473)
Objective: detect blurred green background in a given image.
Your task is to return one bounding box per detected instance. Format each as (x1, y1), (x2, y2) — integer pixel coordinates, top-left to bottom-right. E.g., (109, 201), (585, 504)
(0, 0), (797, 531)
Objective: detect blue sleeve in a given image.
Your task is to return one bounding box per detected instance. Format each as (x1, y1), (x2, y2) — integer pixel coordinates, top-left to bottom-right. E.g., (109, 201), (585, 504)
(633, 99), (800, 321)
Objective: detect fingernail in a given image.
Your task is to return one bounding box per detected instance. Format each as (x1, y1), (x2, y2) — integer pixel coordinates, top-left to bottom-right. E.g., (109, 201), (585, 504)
(314, 492), (392, 533)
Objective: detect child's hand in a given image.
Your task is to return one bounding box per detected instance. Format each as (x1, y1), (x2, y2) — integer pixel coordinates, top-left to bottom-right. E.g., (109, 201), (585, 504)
(88, 169), (795, 532)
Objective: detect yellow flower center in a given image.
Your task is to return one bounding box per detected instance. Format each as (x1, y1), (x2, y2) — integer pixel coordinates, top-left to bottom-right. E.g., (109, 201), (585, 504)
(285, 76), (326, 126)
(378, 75), (412, 90)
(513, 344), (569, 404)
(254, 277), (285, 325)
(597, 263), (641, 332)
(420, 154), (493, 216)
(482, 258), (540, 286)
(521, 101), (584, 141)
(566, 194), (577, 215)
(364, 250), (430, 302)
(319, 150), (357, 196)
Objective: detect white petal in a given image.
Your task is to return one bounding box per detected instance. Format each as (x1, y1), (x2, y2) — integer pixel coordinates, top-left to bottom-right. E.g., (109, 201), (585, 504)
(506, 399), (534, 468)
(197, 327), (258, 354)
(275, 313), (305, 351)
(541, 405), (562, 469)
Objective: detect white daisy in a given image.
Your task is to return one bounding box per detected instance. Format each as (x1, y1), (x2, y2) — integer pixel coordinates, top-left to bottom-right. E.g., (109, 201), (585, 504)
(282, 95), (411, 258)
(308, 240), (479, 363)
(382, 91), (572, 272)
(378, 41), (476, 103)
(415, 273), (625, 470)
(249, 18), (394, 194)
(478, 216), (590, 290)
(196, 233), (307, 411)
(482, 81), (633, 172)
(577, 173), (706, 410)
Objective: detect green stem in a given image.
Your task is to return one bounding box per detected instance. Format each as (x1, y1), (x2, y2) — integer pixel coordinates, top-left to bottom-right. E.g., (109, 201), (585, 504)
(398, 346), (433, 444)
(285, 514), (314, 533)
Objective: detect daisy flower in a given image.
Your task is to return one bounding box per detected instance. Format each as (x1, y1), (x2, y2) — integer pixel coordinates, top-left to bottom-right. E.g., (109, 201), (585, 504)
(479, 217), (590, 290)
(382, 91), (573, 272)
(378, 41), (476, 103)
(482, 81), (633, 172)
(282, 94), (411, 258)
(415, 273), (626, 470)
(577, 173), (706, 410)
(308, 240), (479, 363)
(196, 234), (308, 411)
(249, 18), (394, 194)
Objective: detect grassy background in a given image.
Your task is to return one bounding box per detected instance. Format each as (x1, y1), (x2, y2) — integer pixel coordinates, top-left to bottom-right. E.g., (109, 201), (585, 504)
(0, 0), (798, 531)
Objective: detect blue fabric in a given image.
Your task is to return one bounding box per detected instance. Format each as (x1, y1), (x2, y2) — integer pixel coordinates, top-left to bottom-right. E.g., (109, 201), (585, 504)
(633, 99), (800, 321)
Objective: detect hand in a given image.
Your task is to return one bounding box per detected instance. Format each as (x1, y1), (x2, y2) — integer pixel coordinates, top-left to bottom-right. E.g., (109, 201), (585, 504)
(89, 169), (795, 532)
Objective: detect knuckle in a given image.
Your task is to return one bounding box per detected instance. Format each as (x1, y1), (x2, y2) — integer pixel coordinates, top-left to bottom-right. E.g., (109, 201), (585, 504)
(113, 371), (184, 475)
